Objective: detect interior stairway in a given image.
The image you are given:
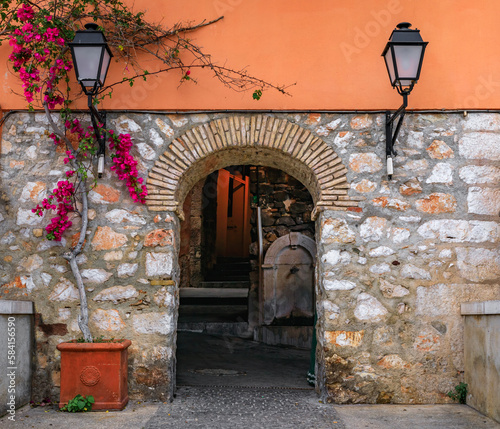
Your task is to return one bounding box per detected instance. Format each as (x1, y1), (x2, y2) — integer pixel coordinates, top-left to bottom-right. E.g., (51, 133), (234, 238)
(177, 258), (252, 338)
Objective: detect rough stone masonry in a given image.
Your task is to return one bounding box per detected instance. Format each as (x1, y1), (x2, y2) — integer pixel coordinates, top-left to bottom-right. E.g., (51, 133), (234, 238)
(0, 111), (498, 404)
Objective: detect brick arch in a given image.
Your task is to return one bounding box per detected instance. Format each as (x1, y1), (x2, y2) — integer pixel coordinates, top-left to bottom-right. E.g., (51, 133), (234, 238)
(145, 115), (359, 220)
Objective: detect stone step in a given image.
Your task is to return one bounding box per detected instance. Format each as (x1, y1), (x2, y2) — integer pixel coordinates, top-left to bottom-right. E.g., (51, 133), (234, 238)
(200, 281), (250, 289)
(180, 288), (248, 299)
(177, 321), (251, 339)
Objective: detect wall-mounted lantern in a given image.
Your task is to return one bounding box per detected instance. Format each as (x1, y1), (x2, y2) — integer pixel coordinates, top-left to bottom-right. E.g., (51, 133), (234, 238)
(382, 22), (428, 179)
(68, 23), (113, 177)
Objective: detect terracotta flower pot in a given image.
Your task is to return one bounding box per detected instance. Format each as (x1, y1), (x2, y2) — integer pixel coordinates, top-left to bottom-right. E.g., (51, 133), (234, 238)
(57, 339), (131, 410)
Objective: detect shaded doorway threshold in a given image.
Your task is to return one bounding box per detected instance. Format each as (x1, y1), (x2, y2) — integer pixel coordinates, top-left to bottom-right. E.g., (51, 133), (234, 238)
(176, 332), (313, 390)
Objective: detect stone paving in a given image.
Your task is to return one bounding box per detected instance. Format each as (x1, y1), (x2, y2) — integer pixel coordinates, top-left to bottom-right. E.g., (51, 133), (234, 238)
(146, 386), (344, 429)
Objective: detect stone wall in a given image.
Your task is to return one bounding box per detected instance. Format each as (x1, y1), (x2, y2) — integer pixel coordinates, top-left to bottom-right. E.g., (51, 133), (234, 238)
(0, 111), (498, 404)
(249, 166), (315, 259)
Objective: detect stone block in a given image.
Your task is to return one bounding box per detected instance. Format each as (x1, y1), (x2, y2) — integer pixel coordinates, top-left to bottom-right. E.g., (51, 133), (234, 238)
(467, 187), (500, 215)
(391, 228), (410, 244)
(416, 283), (500, 317)
(406, 131), (424, 148)
(334, 131), (354, 149)
(20, 182), (46, 203)
(350, 114), (373, 130)
(305, 113), (321, 125)
(17, 209), (43, 226)
(155, 118), (175, 138)
(462, 113), (500, 131)
(352, 179), (377, 193)
(459, 132), (500, 160)
(349, 153), (383, 173)
(322, 301), (340, 320)
(415, 193), (456, 214)
(399, 178), (422, 196)
(132, 312), (174, 335)
(325, 330), (364, 347)
(403, 159), (429, 172)
(459, 165), (500, 185)
(167, 115), (188, 128)
(93, 286), (138, 304)
(401, 264), (431, 280)
(426, 140), (454, 159)
(105, 209), (146, 225)
(360, 217), (388, 242)
(456, 248), (500, 282)
(372, 197), (410, 211)
(321, 218), (355, 244)
(136, 142), (156, 160)
(48, 278), (79, 301)
(117, 263), (138, 278)
(104, 251), (124, 261)
(153, 287), (175, 308)
(418, 220), (499, 243)
(426, 163), (453, 184)
(324, 279), (356, 290)
(88, 184), (121, 204)
(19, 254), (43, 272)
(81, 269), (113, 284)
(315, 118), (342, 136)
(321, 249), (350, 268)
(370, 263), (391, 274)
(149, 129), (164, 147)
(413, 329), (441, 352)
(114, 115), (141, 133)
(354, 293), (388, 322)
(379, 279), (409, 298)
(369, 246), (395, 257)
(91, 226), (128, 251)
(146, 252), (173, 277)
(91, 309), (126, 331)
(377, 354), (408, 369)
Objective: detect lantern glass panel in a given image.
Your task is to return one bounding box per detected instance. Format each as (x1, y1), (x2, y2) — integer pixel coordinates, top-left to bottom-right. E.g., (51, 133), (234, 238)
(393, 45), (422, 80)
(99, 49), (111, 85)
(73, 45), (103, 87)
(384, 47), (396, 85)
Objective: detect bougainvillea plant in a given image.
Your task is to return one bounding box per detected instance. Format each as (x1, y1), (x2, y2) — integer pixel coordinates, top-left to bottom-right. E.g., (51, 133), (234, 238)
(0, 0), (289, 341)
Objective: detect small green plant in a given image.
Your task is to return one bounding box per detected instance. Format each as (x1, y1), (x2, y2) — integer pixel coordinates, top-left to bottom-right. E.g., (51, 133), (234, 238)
(447, 382), (467, 404)
(60, 394), (95, 412)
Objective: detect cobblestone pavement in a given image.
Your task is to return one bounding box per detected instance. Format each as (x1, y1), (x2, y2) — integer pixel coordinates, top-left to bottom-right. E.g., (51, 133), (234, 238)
(0, 387), (343, 429)
(145, 386), (344, 429)
(2, 391), (500, 429)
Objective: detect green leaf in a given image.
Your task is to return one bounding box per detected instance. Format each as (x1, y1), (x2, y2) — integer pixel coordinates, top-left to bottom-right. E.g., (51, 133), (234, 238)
(252, 89), (263, 100)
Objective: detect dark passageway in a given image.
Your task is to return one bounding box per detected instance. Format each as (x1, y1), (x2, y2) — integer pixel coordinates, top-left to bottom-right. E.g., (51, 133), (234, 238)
(176, 332), (312, 389)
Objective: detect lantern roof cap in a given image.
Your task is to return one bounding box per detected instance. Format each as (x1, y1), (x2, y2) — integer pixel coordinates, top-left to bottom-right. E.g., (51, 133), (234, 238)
(69, 23), (110, 46)
(387, 22), (425, 44)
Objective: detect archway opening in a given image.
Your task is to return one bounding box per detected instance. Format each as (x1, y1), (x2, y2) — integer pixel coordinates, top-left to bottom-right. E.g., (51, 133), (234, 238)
(176, 165), (317, 389)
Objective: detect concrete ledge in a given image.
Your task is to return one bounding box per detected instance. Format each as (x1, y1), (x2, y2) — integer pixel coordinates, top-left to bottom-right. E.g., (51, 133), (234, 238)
(0, 300), (34, 315)
(461, 300), (500, 315)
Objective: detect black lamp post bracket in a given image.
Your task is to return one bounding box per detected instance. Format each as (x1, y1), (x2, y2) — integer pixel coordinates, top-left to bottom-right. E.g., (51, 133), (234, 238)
(87, 94), (106, 178)
(87, 94), (106, 155)
(385, 91), (408, 180)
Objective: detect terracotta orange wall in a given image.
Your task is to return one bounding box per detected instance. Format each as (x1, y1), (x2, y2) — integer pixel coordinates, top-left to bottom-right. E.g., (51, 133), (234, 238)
(1, 0), (499, 111)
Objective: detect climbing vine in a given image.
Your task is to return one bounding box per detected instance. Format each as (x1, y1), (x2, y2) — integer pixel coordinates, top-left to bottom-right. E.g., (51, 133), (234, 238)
(0, 0), (289, 341)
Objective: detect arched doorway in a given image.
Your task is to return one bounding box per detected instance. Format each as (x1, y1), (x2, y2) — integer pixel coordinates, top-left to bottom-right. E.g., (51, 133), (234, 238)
(145, 115), (360, 395)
